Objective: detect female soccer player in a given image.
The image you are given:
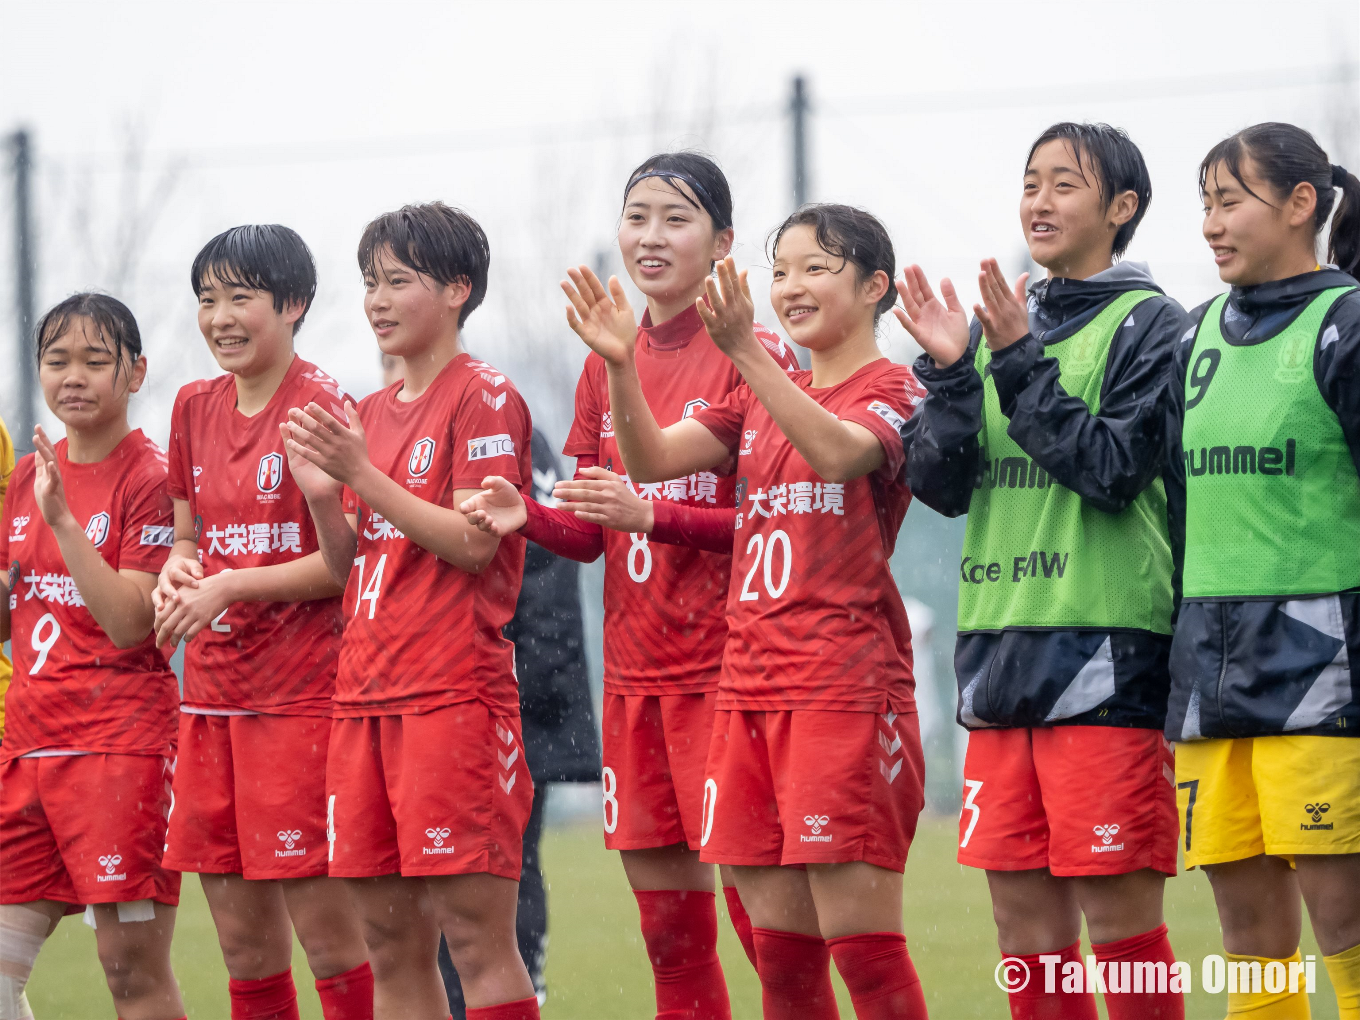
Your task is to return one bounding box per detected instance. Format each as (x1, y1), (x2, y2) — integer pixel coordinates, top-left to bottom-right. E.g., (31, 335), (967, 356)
(1167, 122), (1360, 1019)
(0, 294), (184, 1020)
(285, 202), (539, 1020)
(154, 225), (372, 1020)
(461, 152), (799, 1019)
(900, 123), (1186, 1020)
(556, 205), (929, 1020)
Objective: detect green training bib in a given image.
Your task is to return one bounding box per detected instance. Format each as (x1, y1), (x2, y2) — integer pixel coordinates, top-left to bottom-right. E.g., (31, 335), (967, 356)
(958, 290), (1173, 633)
(1182, 286), (1360, 598)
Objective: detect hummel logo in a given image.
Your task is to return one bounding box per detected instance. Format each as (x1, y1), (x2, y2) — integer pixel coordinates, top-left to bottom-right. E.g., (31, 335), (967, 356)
(99, 854), (123, 875)
(743, 430), (758, 450)
(425, 827), (451, 848)
(804, 815), (829, 835)
(1306, 802), (1330, 823)
(278, 830), (302, 850)
(482, 390), (507, 411)
(1093, 824), (1121, 845)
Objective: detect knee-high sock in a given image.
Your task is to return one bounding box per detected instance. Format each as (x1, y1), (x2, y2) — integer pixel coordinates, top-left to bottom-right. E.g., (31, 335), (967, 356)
(315, 961), (374, 1020)
(1324, 943), (1360, 1020)
(721, 886), (757, 971)
(1003, 942), (1098, 1020)
(466, 997), (540, 1020)
(1226, 950), (1311, 1018)
(827, 932), (927, 1019)
(1092, 924), (1184, 1019)
(228, 967), (300, 1020)
(634, 890), (731, 1020)
(751, 928), (839, 1020)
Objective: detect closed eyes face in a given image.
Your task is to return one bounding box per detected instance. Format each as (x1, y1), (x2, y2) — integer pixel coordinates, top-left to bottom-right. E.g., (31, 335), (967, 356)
(38, 318), (144, 430)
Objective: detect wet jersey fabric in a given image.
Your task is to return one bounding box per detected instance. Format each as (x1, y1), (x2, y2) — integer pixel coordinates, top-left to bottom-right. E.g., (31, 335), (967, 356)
(1, 430), (178, 758)
(167, 356), (348, 716)
(563, 305), (800, 696)
(1166, 269), (1360, 740)
(0, 417), (14, 738)
(336, 354), (531, 718)
(905, 263), (1186, 730)
(691, 358), (923, 712)
(960, 290), (1172, 635)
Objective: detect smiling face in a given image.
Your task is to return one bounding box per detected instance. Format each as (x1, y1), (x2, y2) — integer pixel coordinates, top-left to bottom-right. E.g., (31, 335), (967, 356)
(618, 178), (732, 316)
(196, 273), (301, 378)
(1201, 156), (1320, 286)
(362, 246), (470, 359)
(1022, 139), (1134, 278)
(38, 317), (145, 433)
(770, 223), (888, 352)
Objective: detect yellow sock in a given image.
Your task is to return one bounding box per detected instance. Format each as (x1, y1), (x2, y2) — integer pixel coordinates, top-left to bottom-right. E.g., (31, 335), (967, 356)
(1325, 942), (1360, 1020)
(1226, 950), (1312, 1018)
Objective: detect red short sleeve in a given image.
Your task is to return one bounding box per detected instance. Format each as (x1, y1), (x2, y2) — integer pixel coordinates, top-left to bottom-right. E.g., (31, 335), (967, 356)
(563, 357), (603, 460)
(448, 381), (531, 492)
(690, 384), (751, 453)
(837, 366), (925, 480)
(342, 485), (357, 514)
(117, 467), (176, 574)
(166, 397), (189, 501)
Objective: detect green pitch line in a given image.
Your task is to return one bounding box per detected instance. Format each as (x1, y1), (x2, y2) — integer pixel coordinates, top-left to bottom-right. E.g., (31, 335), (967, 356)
(25, 814), (1336, 1018)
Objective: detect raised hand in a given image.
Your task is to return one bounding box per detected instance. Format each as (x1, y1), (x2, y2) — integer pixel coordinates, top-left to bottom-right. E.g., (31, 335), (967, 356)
(974, 259), (1031, 351)
(552, 466), (653, 533)
(893, 265), (970, 369)
(279, 420), (343, 503)
(562, 266), (637, 366)
(31, 426), (75, 530)
(696, 257), (758, 358)
(459, 476), (528, 537)
(281, 401), (368, 487)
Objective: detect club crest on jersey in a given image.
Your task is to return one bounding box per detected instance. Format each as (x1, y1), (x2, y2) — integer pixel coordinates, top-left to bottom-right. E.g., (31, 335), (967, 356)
(682, 398), (709, 419)
(257, 452), (285, 493)
(409, 438), (437, 476)
(85, 512), (111, 548)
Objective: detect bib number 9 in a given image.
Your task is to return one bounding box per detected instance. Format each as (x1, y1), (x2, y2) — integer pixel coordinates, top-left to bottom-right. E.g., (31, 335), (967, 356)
(739, 529), (793, 602)
(1185, 348), (1221, 411)
(30, 613), (60, 674)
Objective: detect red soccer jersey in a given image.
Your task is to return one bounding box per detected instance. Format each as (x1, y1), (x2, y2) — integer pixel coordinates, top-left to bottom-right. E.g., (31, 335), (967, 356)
(691, 359), (925, 712)
(563, 305), (800, 696)
(336, 354), (531, 718)
(0, 431), (178, 759)
(167, 356), (349, 716)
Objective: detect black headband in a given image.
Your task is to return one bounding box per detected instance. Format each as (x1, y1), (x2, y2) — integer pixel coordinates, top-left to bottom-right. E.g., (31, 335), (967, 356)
(1334, 164), (1349, 188)
(623, 170), (729, 230)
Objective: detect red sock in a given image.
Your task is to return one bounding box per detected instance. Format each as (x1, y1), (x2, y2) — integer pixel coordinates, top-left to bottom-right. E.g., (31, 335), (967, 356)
(752, 927), (840, 1020)
(228, 968), (301, 1020)
(1004, 942), (1098, 1020)
(315, 961), (374, 1020)
(826, 932), (927, 1019)
(721, 885), (758, 971)
(1092, 924), (1184, 1020)
(634, 890), (732, 1020)
(466, 997), (541, 1020)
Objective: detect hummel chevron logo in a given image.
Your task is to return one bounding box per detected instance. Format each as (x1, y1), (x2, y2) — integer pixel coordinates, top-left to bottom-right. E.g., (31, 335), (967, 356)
(880, 759), (903, 783)
(498, 747), (519, 770)
(499, 773), (517, 793)
(878, 731), (902, 755)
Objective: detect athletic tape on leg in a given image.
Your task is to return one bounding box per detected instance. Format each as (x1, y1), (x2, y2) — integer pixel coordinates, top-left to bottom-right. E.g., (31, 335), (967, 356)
(82, 900), (157, 929)
(0, 906), (49, 1019)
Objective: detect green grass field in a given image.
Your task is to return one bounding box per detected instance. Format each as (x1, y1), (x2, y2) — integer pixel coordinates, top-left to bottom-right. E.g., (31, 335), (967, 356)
(27, 815), (1338, 1018)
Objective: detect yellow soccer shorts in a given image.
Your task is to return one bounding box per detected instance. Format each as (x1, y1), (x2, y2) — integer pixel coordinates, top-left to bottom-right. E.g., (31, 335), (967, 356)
(1175, 734), (1360, 868)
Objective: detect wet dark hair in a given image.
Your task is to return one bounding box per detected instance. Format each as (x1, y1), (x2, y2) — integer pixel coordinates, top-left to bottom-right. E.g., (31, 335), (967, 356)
(35, 292), (142, 384)
(622, 151), (734, 232)
(191, 224), (318, 335)
(769, 204), (897, 320)
(357, 201), (490, 327)
(1200, 122), (1360, 276)
(1026, 122), (1152, 259)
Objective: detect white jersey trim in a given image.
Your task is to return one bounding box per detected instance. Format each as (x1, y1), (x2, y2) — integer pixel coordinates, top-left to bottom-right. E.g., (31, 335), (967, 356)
(20, 748), (91, 758)
(179, 706), (260, 717)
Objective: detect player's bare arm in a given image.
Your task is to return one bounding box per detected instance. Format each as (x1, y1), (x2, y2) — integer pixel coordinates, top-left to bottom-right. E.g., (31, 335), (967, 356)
(31, 426), (159, 648)
(285, 401), (500, 574)
(551, 466), (655, 532)
(0, 577), (10, 643)
(563, 265), (728, 482)
(701, 258), (885, 484)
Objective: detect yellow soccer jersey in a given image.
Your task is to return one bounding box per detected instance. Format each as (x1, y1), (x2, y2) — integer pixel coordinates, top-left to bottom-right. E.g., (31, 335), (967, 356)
(0, 416), (13, 739)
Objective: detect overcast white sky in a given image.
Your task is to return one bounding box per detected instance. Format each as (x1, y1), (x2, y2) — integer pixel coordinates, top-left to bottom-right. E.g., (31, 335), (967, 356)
(2, 0), (1357, 446)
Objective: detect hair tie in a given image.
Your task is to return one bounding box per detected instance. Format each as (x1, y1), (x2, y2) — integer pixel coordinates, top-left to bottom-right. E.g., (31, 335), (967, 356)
(1333, 164), (1349, 188)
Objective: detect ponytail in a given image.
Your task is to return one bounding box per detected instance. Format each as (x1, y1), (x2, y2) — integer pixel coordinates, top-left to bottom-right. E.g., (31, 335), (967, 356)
(1329, 163), (1360, 276)
(1200, 122), (1360, 276)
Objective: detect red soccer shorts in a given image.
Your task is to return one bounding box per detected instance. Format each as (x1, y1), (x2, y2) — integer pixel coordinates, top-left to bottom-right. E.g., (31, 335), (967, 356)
(699, 708), (925, 871)
(601, 692), (718, 851)
(163, 712), (331, 880)
(326, 701), (533, 880)
(957, 725), (1178, 876)
(1, 753), (181, 906)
